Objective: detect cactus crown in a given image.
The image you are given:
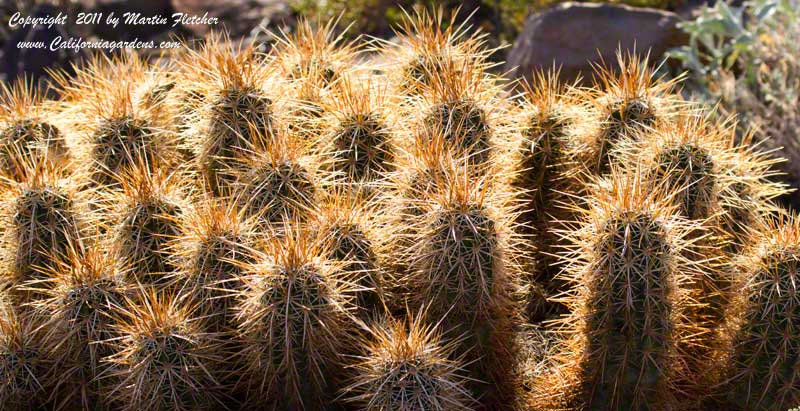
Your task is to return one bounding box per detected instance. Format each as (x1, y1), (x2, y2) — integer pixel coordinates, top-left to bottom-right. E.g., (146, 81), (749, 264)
(107, 289), (223, 411)
(345, 314), (474, 411)
(614, 113), (787, 244)
(630, 116), (727, 223)
(384, 7), (492, 95)
(581, 51), (684, 174)
(210, 85), (274, 146)
(233, 136), (319, 223)
(91, 114), (154, 180)
(423, 97), (490, 160)
(35, 244), (123, 334)
(594, 52), (672, 131)
(0, 79), (67, 177)
(57, 54), (179, 188)
(405, 52), (512, 171)
(323, 78), (395, 184)
(271, 17), (360, 85)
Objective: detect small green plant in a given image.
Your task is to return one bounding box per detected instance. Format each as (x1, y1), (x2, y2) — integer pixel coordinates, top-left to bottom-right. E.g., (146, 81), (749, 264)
(670, 0), (788, 92)
(672, 0), (800, 206)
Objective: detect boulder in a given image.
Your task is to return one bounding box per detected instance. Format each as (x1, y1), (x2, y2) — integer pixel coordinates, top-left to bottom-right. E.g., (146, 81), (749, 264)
(505, 2), (687, 84)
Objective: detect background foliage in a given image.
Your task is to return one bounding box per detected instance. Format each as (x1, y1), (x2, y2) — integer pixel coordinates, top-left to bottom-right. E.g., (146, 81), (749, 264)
(671, 0), (800, 206)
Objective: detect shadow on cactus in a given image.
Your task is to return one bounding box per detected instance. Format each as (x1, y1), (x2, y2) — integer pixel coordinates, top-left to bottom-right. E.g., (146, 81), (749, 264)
(512, 68), (584, 321)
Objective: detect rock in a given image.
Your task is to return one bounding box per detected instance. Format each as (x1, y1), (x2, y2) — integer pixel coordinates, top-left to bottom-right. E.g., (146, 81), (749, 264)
(171, 0), (291, 37)
(505, 2), (687, 84)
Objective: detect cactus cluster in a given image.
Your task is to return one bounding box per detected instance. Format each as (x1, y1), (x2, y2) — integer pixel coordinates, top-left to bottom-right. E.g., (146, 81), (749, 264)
(0, 8), (795, 411)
